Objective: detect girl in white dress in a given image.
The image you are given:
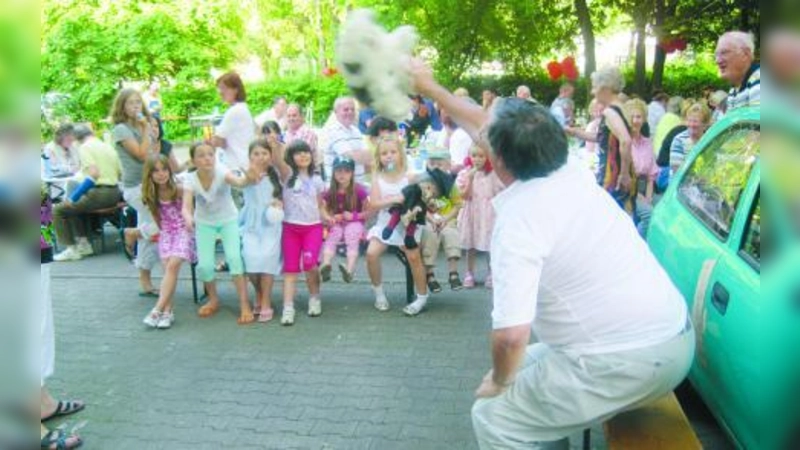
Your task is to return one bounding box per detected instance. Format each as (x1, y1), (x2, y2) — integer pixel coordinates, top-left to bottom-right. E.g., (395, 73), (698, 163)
(365, 136), (430, 315)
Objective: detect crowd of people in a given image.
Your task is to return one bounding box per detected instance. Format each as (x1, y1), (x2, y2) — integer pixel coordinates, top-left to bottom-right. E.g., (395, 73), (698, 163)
(39, 28), (759, 449)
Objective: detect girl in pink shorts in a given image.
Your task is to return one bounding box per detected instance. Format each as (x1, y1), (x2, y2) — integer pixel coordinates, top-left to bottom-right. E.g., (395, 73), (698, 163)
(272, 138), (326, 326)
(319, 156), (369, 284)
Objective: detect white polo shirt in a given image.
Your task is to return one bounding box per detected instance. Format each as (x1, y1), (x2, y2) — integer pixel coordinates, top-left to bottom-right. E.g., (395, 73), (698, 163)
(215, 102), (255, 170)
(490, 159), (687, 354)
(323, 121), (366, 183)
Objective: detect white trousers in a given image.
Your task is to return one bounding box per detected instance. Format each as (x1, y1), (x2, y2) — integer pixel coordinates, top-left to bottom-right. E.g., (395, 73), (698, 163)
(122, 184), (160, 271)
(472, 323), (695, 449)
(40, 264), (54, 386)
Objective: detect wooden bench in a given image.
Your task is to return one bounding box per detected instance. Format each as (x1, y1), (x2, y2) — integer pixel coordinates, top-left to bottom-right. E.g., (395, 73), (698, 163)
(603, 392), (702, 450)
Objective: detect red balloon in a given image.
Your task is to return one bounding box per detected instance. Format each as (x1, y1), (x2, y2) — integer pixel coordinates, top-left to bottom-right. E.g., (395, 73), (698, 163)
(674, 39), (687, 51)
(561, 56), (579, 81)
(547, 61), (563, 81)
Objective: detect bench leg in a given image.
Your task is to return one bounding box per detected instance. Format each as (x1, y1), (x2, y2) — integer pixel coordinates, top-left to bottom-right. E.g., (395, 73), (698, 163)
(583, 428), (590, 450)
(191, 263), (199, 304)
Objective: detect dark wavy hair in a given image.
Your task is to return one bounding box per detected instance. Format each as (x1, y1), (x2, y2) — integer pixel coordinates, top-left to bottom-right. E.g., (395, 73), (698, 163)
(487, 98), (568, 180)
(248, 138), (282, 200)
(284, 140), (316, 189)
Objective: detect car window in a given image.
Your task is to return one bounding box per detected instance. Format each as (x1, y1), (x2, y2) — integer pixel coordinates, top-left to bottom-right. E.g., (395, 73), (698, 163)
(765, 130), (800, 239)
(677, 124), (759, 240)
(741, 193), (761, 269)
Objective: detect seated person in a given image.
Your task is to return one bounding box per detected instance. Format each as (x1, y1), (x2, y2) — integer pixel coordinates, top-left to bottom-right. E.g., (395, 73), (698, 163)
(382, 170), (445, 249)
(420, 151), (464, 292)
(53, 125), (123, 262)
(42, 123), (80, 177)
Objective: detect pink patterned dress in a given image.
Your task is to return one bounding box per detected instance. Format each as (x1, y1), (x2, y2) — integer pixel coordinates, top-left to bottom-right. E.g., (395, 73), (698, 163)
(158, 199), (196, 262)
(456, 169), (504, 251)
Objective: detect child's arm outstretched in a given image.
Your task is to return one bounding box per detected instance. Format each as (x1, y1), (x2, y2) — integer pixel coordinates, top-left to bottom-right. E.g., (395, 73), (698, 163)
(182, 185), (195, 233)
(267, 134), (292, 181)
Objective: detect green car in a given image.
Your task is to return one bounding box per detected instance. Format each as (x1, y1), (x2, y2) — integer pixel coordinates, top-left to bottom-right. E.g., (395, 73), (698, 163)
(648, 106), (800, 449)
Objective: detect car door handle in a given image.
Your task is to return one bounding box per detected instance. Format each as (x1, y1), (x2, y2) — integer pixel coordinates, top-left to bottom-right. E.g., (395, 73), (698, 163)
(711, 282), (730, 316)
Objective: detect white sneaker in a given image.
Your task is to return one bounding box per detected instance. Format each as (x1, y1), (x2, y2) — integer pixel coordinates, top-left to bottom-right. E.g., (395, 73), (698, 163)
(54, 246), (83, 262)
(374, 294), (390, 312)
(156, 311), (173, 329)
(143, 309), (161, 328)
(403, 296), (428, 316)
(76, 240), (94, 257)
(281, 307), (296, 326)
(308, 298), (322, 317)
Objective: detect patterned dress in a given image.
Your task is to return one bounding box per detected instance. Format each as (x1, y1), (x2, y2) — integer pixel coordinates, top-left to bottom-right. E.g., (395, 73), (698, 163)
(157, 199), (196, 262)
(456, 169), (504, 251)
(598, 105), (638, 215)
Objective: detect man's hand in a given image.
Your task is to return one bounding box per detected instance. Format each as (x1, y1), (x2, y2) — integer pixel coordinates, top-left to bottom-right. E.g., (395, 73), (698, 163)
(409, 58), (437, 97)
(475, 370), (508, 399)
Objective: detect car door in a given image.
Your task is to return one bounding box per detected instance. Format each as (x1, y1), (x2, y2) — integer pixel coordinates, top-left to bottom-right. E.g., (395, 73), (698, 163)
(669, 121), (760, 445)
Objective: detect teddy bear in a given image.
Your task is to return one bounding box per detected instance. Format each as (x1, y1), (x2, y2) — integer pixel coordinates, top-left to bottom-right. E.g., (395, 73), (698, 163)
(335, 9), (418, 123)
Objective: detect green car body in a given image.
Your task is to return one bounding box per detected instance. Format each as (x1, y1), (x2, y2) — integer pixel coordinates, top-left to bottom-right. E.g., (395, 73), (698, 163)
(648, 106), (800, 449)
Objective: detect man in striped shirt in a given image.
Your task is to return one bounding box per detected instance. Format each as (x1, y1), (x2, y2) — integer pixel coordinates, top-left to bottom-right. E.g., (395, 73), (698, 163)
(715, 31), (760, 111)
(322, 97), (372, 183)
(284, 104), (320, 172)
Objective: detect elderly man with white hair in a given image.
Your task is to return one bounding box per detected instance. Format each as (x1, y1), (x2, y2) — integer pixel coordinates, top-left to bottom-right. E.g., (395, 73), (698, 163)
(322, 97), (372, 183)
(715, 31), (760, 110)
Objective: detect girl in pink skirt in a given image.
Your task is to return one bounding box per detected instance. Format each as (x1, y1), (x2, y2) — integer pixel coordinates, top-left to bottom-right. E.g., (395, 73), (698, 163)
(456, 145), (504, 289)
(141, 155), (196, 328)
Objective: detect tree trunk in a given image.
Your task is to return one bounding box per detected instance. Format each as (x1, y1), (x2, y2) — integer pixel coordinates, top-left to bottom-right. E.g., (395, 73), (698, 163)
(651, 0), (666, 92)
(574, 0), (596, 77)
(634, 19), (647, 97)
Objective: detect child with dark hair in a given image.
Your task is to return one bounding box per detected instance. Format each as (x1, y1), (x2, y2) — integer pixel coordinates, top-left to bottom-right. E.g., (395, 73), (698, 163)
(271, 138), (327, 324)
(240, 139), (284, 323)
(319, 156), (369, 283)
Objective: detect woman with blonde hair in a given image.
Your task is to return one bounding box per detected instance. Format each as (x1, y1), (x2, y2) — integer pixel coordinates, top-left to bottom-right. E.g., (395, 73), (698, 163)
(669, 102), (712, 173)
(624, 98), (660, 236)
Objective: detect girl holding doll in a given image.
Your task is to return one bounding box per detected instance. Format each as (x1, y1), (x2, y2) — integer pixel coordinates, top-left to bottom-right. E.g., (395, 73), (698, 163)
(140, 155), (196, 328)
(239, 139), (284, 323)
(182, 143), (258, 324)
(456, 145), (504, 289)
(364, 136), (429, 316)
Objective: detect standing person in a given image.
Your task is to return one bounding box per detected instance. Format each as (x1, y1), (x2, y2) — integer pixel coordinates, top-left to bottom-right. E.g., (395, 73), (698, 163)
(209, 72), (255, 172)
(111, 88), (161, 296)
(456, 145), (504, 289)
(284, 103), (320, 172)
(255, 96), (288, 130)
(52, 125), (123, 261)
(239, 139), (284, 324)
(322, 97), (372, 183)
(272, 139), (326, 325)
(715, 31), (760, 111)
(409, 58), (693, 450)
(39, 190), (84, 450)
(365, 136), (429, 314)
(652, 96), (684, 153)
(481, 88), (498, 111)
(182, 143), (256, 324)
(140, 155), (195, 329)
(319, 156), (369, 284)
(565, 67), (636, 216)
(407, 94), (432, 148)
(142, 82), (163, 119)
(624, 99), (660, 237)
(647, 91), (669, 133)
(550, 82), (575, 127)
(436, 106), (474, 175)
(515, 85), (532, 101)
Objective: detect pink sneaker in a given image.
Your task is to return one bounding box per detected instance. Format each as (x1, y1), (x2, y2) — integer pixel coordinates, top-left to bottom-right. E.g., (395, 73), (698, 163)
(463, 272), (475, 289)
(484, 274), (493, 289)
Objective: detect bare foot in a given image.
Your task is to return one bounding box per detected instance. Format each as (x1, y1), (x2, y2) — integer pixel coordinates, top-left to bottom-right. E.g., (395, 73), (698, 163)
(237, 307), (255, 325)
(197, 302), (219, 318)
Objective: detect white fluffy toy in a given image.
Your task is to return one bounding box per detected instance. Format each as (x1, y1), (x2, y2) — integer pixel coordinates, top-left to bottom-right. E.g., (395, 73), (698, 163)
(335, 9), (418, 123)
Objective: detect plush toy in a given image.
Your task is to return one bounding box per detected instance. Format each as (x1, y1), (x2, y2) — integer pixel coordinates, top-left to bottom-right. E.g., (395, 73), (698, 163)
(382, 169), (450, 248)
(335, 9), (418, 123)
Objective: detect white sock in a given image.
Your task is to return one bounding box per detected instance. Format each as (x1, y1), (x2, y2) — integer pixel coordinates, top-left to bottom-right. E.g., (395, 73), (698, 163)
(415, 294), (428, 303)
(372, 284), (385, 297)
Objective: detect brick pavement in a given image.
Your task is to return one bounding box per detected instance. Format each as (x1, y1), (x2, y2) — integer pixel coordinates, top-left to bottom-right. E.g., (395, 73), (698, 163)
(46, 240), (608, 449)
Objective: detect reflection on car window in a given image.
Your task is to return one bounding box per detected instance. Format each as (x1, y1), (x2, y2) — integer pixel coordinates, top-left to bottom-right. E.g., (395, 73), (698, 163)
(678, 124), (759, 240)
(741, 193), (761, 268)
(764, 131), (800, 239)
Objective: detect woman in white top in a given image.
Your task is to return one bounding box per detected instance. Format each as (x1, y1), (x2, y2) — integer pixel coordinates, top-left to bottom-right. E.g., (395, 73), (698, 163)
(208, 72), (255, 171)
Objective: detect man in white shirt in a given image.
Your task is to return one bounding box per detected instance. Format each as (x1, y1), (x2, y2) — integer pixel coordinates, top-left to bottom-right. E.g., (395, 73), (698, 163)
(254, 96), (288, 130)
(322, 97), (372, 183)
(411, 59), (694, 449)
(549, 82), (575, 127)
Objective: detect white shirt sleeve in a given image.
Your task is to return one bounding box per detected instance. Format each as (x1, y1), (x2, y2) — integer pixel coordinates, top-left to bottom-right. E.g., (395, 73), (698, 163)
(490, 210), (550, 330)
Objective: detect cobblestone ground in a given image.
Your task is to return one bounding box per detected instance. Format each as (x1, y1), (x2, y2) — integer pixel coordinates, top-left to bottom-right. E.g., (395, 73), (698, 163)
(47, 239), (607, 449)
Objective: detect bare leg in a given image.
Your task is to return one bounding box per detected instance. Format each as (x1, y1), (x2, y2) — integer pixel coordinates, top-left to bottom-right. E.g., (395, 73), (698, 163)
(155, 257), (182, 312)
(447, 257), (460, 273)
(139, 268), (156, 293)
(345, 251), (359, 274)
(403, 247), (428, 296)
(467, 249), (477, 274)
(233, 274), (253, 324)
(198, 281), (220, 317)
(260, 274), (274, 311)
(306, 268), (321, 296)
(283, 273), (298, 309)
(366, 238), (387, 286)
(321, 249), (336, 268)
